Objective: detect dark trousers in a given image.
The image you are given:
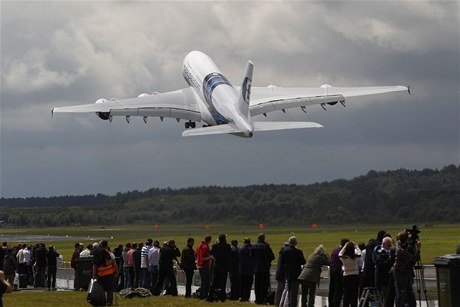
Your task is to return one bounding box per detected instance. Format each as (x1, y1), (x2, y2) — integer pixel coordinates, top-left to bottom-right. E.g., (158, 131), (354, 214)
(287, 279), (300, 307)
(301, 280), (316, 307)
(184, 269), (194, 297)
(394, 270), (415, 307)
(134, 267), (141, 288)
(98, 274), (115, 305)
(230, 275), (240, 300)
(73, 268), (80, 290)
(199, 267), (211, 299)
(254, 271), (270, 304)
(343, 274), (359, 307)
(34, 266), (46, 288)
(328, 268), (343, 307)
(150, 265), (158, 293)
(240, 274), (253, 301)
(141, 267), (151, 289)
(208, 270), (228, 301)
(154, 267), (177, 296)
(47, 265), (57, 289)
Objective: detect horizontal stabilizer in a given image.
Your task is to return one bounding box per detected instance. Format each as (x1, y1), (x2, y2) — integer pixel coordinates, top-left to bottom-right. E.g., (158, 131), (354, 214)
(182, 124), (241, 137)
(253, 121), (323, 131)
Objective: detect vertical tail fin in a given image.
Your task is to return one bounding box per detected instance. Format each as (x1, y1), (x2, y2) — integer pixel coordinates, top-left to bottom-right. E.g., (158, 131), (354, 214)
(238, 60), (253, 118)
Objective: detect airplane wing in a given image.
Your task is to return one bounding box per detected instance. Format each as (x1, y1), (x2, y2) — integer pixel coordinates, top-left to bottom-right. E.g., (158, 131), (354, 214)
(249, 85), (408, 116)
(52, 88), (202, 122)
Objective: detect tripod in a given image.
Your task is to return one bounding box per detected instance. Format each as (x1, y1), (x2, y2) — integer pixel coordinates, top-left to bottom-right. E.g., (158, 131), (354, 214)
(413, 259), (429, 307)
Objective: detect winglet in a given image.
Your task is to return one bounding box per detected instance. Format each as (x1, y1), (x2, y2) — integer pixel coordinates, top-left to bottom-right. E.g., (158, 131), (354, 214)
(407, 84), (411, 95)
(51, 108), (54, 118)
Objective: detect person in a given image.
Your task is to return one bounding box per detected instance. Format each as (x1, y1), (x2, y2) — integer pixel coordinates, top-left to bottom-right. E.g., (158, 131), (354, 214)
(328, 238), (349, 307)
(80, 244), (93, 258)
(122, 243), (133, 289)
(46, 246), (60, 290)
(298, 245), (330, 307)
(251, 233), (275, 305)
(0, 245), (5, 271)
(140, 240), (151, 289)
(0, 270), (13, 307)
(71, 243), (82, 290)
(229, 239), (240, 300)
(148, 241), (160, 294)
(456, 242), (460, 254)
(364, 230), (387, 290)
(90, 243), (99, 256)
(195, 235), (213, 300)
(393, 231), (419, 307)
(24, 245), (33, 286)
(280, 236), (306, 307)
(34, 243), (47, 288)
(128, 242), (137, 288)
(113, 243), (124, 291)
(208, 234), (232, 302)
(181, 237), (196, 298)
(239, 237), (254, 302)
(153, 240), (180, 296)
(92, 240), (118, 306)
(133, 242), (142, 288)
(339, 242), (361, 307)
(2, 249), (16, 284)
(275, 242), (289, 306)
(374, 237), (395, 307)
(16, 244), (27, 276)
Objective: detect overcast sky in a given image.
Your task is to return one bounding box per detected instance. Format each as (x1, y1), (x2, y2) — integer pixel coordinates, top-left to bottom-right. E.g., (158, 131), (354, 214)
(1, 1), (459, 198)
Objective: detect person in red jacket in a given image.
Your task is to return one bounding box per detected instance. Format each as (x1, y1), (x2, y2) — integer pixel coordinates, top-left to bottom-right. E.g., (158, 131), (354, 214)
(195, 235), (214, 300)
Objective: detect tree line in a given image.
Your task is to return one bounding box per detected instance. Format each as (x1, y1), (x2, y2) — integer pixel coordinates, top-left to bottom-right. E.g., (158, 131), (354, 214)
(1, 165), (459, 227)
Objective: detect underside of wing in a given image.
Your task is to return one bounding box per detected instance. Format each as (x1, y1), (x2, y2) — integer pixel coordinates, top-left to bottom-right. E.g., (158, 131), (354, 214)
(249, 85), (408, 117)
(52, 88), (202, 122)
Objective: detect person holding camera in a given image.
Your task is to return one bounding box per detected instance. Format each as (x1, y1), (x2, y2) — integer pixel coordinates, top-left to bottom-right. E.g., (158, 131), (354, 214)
(339, 241), (361, 307)
(393, 231), (420, 307)
(374, 237), (395, 307)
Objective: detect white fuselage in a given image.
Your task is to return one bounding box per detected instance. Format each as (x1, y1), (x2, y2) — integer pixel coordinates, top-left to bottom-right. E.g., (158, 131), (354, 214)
(182, 51), (253, 134)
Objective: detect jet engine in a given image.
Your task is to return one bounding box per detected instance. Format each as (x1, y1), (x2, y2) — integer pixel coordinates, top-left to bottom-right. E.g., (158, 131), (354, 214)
(95, 98), (111, 120)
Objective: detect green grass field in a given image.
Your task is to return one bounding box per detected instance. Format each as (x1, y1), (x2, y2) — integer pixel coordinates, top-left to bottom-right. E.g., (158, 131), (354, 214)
(1, 223), (459, 263)
(3, 291), (253, 306)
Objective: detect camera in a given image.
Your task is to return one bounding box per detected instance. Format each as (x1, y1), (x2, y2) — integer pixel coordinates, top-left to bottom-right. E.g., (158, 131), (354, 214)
(405, 224), (421, 250)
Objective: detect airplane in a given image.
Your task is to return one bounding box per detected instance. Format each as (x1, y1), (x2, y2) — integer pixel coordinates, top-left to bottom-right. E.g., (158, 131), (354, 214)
(52, 50), (409, 138)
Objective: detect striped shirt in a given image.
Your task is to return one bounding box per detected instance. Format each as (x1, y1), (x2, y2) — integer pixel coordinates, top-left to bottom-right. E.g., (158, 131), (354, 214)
(141, 245), (150, 268)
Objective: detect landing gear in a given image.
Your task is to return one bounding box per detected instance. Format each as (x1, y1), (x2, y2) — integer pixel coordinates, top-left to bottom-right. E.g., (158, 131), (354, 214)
(185, 121), (196, 129)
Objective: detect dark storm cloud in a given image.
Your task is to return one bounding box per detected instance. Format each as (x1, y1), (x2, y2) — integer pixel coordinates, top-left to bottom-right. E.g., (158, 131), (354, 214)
(1, 1), (459, 197)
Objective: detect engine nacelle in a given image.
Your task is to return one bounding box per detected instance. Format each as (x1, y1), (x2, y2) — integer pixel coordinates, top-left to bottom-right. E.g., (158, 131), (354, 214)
(95, 98), (110, 120)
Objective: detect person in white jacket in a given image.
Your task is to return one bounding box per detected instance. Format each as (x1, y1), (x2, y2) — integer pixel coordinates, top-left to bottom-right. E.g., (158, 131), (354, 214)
(339, 242), (361, 307)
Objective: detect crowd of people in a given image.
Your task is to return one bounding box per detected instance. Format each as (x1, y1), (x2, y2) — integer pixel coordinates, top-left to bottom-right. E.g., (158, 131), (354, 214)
(0, 242), (61, 291)
(327, 230), (421, 307)
(1, 228), (423, 307)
